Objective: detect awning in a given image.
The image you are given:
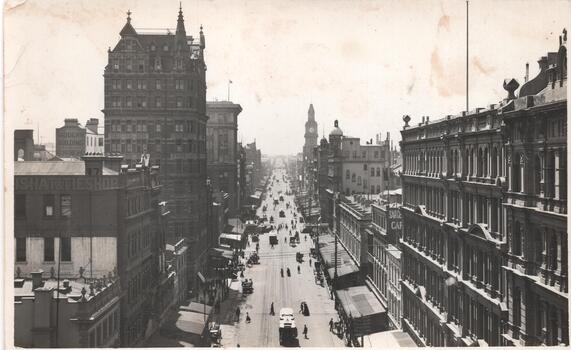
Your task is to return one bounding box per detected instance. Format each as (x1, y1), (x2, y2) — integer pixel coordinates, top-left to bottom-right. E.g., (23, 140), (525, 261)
(219, 233), (242, 242)
(317, 234), (362, 288)
(209, 247), (234, 260)
(335, 285), (387, 337)
(364, 330), (417, 348)
(180, 301), (213, 315)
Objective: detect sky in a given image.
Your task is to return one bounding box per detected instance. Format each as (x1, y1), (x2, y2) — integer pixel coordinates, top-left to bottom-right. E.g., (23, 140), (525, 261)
(4, 0), (571, 155)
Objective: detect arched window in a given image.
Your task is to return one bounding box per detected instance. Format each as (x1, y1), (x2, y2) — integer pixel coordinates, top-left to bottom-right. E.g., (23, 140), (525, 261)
(513, 153), (521, 192)
(376, 167), (381, 177)
(549, 233), (558, 270)
(513, 221), (522, 256)
(483, 148), (488, 177)
(346, 169), (350, 180)
(534, 155), (542, 195)
(477, 148), (483, 177)
(352, 173), (356, 183)
(491, 147), (498, 178)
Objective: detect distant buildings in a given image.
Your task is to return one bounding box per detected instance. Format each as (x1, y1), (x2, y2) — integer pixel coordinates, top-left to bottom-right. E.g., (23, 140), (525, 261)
(56, 118), (104, 158)
(206, 101), (242, 216)
(399, 30), (567, 347)
(103, 7), (209, 295)
(14, 155), (172, 347)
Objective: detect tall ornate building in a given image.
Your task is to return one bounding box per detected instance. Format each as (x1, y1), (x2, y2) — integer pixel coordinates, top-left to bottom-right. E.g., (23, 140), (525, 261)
(501, 30), (567, 346)
(103, 7), (209, 291)
(206, 101), (242, 216)
(399, 31), (567, 347)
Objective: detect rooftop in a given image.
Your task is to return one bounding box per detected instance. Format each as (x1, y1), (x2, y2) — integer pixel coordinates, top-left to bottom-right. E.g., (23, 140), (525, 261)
(14, 275), (118, 303)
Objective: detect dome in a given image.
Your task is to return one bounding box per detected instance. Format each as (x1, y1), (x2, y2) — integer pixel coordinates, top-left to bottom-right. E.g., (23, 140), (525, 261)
(329, 120), (343, 136)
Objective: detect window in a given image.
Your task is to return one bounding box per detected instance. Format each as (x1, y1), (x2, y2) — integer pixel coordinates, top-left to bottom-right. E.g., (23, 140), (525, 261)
(357, 176), (362, 185)
(352, 173), (356, 182)
(374, 151), (379, 158)
(126, 80), (132, 89)
(60, 194), (72, 217)
(155, 97), (162, 108)
(513, 221), (522, 256)
(176, 97), (183, 108)
(126, 96), (132, 107)
(15, 194), (26, 219)
(16, 237), (26, 262)
(154, 57), (162, 70)
(43, 194), (55, 217)
(44, 237), (54, 262)
(156, 79), (162, 90)
(138, 59), (144, 73)
(346, 170), (350, 179)
(163, 44), (169, 51)
(156, 124), (161, 132)
(60, 237), (71, 261)
(150, 44), (156, 51)
(364, 164), (368, 171)
(371, 167), (375, 176)
(376, 167), (381, 177)
(513, 287), (521, 327)
(126, 59), (132, 72)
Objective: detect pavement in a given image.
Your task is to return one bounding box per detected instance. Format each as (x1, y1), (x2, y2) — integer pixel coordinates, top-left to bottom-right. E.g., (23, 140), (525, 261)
(211, 168), (345, 347)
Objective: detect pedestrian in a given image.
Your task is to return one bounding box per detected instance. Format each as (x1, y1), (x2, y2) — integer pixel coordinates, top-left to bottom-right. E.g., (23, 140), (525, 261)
(235, 307), (240, 321)
(303, 324), (308, 339)
(245, 312), (251, 323)
(299, 302), (304, 313)
(329, 318), (334, 332)
(309, 258), (312, 266)
(270, 302), (275, 315)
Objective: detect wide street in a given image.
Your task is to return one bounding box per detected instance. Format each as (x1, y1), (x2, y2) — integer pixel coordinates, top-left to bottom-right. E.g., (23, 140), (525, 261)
(213, 167), (345, 347)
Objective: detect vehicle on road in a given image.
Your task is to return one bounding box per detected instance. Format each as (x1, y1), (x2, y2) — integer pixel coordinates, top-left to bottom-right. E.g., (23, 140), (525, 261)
(279, 308), (298, 344)
(279, 195), (284, 201)
(279, 210), (286, 218)
(242, 279), (254, 294)
(296, 252), (303, 263)
(289, 237), (297, 247)
(269, 233), (278, 245)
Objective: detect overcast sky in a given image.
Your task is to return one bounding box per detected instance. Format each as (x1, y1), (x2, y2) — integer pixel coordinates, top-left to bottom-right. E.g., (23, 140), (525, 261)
(5, 0), (571, 155)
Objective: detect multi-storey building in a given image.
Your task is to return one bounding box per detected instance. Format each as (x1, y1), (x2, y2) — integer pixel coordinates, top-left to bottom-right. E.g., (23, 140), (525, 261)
(14, 155), (171, 346)
(399, 32), (568, 347)
(367, 201), (403, 329)
(85, 118), (105, 154)
(103, 7), (209, 291)
(206, 101), (242, 216)
(341, 133), (392, 196)
(56, 118), (87, 158)
(501, 31), (568, 346)
(14, 272), (121, 348)
(337, 195), (375, 269)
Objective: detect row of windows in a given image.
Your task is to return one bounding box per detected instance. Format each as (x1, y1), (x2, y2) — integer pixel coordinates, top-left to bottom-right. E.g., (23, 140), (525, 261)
(108, 139), (206, 155)
(15, 194), (71, 219)
(107, 95), (196, 109)
(110, 78), (198, 91)
(109, 120), (204, 135)
(128, 229), (152, 259)
(15, 237), (71, 263)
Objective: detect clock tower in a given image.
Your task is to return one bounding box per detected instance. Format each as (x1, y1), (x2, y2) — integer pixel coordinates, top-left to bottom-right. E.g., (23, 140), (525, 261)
(303, 104), (318, 164)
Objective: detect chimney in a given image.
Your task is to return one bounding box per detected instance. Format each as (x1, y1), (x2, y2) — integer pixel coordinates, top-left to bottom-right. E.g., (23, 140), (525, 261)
(31, 270), (43, 290)
(425, 117), (429, 123)
(387, 132), (390, 140)
(525, 63), (529, 82)
(422, 116), (425, 123)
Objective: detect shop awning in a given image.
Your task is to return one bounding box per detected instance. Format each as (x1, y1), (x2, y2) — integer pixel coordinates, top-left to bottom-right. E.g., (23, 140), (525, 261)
(364, 330), (417, 348)
(219, 233), (242, 242)
(335, 285), (387, 337)
(209, 247), (234, 260)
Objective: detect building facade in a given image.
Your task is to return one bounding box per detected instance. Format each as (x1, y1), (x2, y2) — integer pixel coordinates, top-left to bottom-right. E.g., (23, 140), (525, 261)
(501, 31), (567, 346)
(14, 156), (170, 347)
(206, 101), (242, 216)
(399, 32), (567, 347)
(367, 201), (403, 329)
(340, 133), (391, 196)
(56, 119), (87, 158)
(103, 7), (209, 291)
(14, 273), (121, 348)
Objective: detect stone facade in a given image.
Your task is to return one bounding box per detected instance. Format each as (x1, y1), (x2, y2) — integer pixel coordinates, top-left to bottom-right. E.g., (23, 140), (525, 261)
(399, 31), (567, 347)
(103, 7), (209, 293)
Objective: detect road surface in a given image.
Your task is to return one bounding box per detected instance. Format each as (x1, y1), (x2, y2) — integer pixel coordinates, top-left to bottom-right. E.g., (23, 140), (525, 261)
(214, 168), (344, 347)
